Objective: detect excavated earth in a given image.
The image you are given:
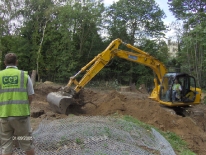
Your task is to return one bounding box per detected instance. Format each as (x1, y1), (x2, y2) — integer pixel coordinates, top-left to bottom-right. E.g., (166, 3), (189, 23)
(31, 82), (206, 155)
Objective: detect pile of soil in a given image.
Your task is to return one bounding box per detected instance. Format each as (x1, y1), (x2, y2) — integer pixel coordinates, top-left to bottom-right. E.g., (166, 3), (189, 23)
(31, 82), (206, 155)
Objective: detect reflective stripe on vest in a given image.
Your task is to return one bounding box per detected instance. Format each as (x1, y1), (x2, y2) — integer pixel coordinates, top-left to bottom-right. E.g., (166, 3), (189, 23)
(0, 88), (27, 93)
(173, 84), (180, 90)
(0, 100), (29, 106)
(0, 68), (30, 117)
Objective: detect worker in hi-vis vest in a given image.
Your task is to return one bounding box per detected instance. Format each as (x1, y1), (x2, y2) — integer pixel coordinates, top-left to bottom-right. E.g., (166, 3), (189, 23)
(0, 53), (35, 155)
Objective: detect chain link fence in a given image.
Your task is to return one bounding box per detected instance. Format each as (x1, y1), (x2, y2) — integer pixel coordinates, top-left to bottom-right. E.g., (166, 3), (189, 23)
(1, 116), (176, 155)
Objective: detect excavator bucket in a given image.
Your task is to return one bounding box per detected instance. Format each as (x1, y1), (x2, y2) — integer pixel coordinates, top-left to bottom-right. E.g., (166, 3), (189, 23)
(47, 92), (74, 115)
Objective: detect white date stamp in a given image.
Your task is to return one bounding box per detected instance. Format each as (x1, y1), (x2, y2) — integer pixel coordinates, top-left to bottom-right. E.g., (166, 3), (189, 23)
(12, 136), (33, 141)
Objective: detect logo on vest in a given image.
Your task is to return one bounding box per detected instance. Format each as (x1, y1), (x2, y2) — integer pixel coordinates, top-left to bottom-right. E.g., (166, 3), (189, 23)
(2, 76), (18, 86)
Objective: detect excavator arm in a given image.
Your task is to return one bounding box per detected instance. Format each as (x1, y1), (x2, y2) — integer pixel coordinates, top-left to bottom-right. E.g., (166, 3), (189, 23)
(67, 38), (167, 97)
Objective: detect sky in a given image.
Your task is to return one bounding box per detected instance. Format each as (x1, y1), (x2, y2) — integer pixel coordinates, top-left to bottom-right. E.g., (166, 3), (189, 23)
(103, 0), (177, 39)
(154, 0), (176, 24)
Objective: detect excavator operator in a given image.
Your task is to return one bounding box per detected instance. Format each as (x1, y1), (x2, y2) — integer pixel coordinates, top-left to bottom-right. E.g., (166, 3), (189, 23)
(172, 79), (182, 102)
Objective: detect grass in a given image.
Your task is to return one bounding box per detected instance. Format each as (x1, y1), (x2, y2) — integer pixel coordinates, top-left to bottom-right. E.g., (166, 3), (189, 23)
(123, 115), (151, 131)
(203, 96), (206, 105)
(201, 89), (206, 104)
(122, 115), (196, 155)
(75, 138), (84, 145)
(59, 136), (68, 145)
(94, 152), (107, 155)
(104, 127), (112, 138)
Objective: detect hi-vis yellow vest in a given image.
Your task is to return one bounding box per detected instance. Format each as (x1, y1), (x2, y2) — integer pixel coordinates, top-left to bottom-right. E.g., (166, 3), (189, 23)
(0, 68), (30, 117)
(172, 84), (181, 90)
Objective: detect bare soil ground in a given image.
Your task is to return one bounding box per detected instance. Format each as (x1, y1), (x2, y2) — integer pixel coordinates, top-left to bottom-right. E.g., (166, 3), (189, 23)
(31, 82), (206, 155)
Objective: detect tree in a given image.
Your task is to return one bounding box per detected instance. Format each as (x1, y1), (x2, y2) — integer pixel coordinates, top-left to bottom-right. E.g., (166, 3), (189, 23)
(178, 26), (206, 88)
(168, 0), (206, 88)
(0, 0), (172, 87)
(105, 0), (166, 44)
(101, 0), (166, 85)
(168, 0), (206, 27)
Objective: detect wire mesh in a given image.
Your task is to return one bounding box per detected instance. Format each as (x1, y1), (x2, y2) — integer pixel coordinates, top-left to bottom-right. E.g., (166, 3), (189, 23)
(0, 116), (176, 155)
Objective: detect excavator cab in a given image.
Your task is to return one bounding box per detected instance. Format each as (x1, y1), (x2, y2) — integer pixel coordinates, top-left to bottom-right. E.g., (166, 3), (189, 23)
(159, 73), (200, 106)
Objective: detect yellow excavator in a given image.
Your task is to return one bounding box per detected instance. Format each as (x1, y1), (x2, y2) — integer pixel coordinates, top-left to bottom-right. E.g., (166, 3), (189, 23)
(47, 38), (202, 114)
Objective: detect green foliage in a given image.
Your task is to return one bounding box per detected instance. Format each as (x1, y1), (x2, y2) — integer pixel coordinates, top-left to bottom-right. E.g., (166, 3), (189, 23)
(180, 150), (196, 155)
(203, 97), (206, 105)
(0, 0), (105, 82)
(123, 115), (151, 131)
(162, 131), (187, 152)
(75, 138), (84, 145)
(3, 1), (206, 117)
(105, 0), (166, 43)
(123, 115), (196, 154)
(0, 36), (25, 70)
(168, 0), (206, 26)
(168, 0), (206, 88)
(0, 0), (167, 88)
(177, 24), (206, 88)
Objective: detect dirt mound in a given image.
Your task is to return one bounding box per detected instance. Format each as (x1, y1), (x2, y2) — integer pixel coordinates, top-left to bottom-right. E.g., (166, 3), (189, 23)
(35, 82), (62, 94)
(31, 83), (206, 155)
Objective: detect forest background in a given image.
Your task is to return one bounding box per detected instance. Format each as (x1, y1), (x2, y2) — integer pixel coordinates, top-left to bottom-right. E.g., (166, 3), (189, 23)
(1, 0), (206, 89)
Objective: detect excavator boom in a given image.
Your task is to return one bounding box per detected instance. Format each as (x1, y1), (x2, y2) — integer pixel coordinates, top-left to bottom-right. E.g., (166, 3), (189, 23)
(67, 39), (166, 94)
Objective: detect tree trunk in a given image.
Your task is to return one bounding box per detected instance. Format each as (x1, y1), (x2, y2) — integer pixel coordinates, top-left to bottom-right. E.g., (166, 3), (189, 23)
(31, 70), (37, 86)
(37, 20), (48, 82)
